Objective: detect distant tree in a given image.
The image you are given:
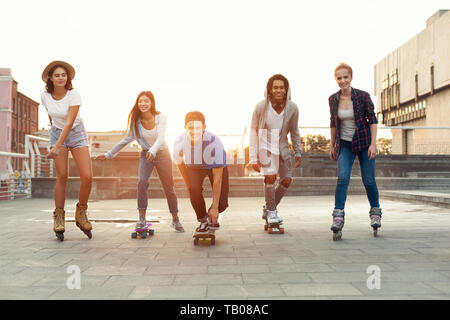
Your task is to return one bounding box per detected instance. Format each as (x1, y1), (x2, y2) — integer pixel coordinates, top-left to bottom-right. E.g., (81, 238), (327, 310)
(376, 138), (392, 155)
(301, 135), (330, 153)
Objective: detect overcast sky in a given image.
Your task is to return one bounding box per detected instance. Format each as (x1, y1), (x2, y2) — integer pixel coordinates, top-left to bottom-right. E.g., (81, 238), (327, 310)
(1, 0), (448, 146)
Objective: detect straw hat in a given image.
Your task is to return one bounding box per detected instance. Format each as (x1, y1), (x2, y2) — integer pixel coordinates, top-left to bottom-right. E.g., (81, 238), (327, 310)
(41, 60), (75, 82)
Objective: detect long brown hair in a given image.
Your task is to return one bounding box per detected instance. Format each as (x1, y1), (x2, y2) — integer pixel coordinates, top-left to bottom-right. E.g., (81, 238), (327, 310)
(45, 65), (73, 93)
(126, 91), (160, 137)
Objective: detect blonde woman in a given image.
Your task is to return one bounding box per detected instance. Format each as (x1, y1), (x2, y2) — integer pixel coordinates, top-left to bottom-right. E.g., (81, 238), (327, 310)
(328, 63), (382, 241)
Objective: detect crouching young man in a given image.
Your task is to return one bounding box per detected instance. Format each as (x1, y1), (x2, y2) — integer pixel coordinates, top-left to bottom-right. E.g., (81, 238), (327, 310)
(173, 111), (229, 232)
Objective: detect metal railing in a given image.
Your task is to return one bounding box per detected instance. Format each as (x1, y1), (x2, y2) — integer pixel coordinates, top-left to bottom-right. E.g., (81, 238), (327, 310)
(297, 126), (450, 155)
(0, 134), (53, 200)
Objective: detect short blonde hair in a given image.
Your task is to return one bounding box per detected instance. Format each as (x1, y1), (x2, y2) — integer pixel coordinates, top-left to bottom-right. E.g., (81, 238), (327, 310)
(334, 63), (353, 78)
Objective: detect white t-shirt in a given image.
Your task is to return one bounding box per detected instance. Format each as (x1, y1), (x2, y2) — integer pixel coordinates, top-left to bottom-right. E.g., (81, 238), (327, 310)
(41, 88), (83, 129)
(259, 103), (284, 155)
(141, 126), (158, 146)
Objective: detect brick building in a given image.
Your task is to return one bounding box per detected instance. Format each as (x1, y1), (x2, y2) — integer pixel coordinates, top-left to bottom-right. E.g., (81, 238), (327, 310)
(0, 68), (39, 176)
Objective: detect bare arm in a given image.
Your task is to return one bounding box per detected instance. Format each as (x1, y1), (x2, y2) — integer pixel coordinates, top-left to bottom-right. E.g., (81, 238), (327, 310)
(209, 167), (223, 224)
(329, 127), (337, 161)
(368, 123), (377, 160)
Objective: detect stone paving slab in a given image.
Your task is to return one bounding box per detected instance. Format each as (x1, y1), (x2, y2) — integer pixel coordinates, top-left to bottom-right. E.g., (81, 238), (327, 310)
(1, 196), (450, 299)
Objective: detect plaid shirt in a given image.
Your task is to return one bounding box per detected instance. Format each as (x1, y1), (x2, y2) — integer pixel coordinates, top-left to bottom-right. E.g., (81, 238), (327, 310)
(329, 87), (378, 153)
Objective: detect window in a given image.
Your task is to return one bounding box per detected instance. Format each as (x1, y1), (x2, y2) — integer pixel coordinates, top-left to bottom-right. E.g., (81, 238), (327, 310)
(415, 74), (418, 101)
(430, 65), (434, 95)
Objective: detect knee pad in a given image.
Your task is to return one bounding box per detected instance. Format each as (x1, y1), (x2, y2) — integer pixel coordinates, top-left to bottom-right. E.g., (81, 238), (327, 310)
(264, 175), (277, 184)
(281, 178), (292, 188)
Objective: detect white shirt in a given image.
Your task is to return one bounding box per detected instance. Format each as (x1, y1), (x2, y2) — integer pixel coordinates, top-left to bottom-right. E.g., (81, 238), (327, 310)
(259, 103), (284, 155)
(41, 88), (83, 129)
(141, 126), (158, 147)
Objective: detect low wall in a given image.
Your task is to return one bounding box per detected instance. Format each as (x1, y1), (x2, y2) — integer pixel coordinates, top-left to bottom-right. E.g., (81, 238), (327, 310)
(32, 176), (450, 200)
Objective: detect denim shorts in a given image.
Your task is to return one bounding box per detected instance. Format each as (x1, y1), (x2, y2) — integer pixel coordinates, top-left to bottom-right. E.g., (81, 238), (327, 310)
(50, 121), (89, 149)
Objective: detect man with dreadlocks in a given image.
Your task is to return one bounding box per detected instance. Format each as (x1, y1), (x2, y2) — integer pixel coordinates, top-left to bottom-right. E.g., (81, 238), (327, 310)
(249, 74), (302, 231)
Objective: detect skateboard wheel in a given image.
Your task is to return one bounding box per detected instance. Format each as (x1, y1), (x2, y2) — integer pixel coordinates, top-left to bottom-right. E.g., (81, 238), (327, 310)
(268, 228), (273, 234)
(149, 229), (154, 236)
(131, 232), (137, 239)
(141, 232), (147, 239)
(194, 238), (199, 246)
(264, 224), (268, 231)
(279, 227), (285, 234)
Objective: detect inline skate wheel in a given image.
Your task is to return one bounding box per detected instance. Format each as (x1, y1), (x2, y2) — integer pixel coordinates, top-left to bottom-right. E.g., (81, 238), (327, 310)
(56, 232), (64, 241)
(333, 231), (342, 241)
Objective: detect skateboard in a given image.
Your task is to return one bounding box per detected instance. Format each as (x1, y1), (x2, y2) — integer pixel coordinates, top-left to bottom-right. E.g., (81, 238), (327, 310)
(131, 223), (154, 239)
(264, 220), (285, 234)
(193, 229), (215, 245)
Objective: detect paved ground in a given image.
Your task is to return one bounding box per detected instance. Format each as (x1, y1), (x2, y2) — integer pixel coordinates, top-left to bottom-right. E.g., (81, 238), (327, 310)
(1, 195), (450, 300)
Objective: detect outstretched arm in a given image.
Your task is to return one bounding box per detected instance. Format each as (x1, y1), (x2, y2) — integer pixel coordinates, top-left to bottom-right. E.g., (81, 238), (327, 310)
(209, 167), (223, 225)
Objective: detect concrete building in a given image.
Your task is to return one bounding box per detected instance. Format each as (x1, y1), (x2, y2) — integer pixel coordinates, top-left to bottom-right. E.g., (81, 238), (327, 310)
(88, 131), (141, 157)
(374, 10), (450, 154)
(0, 68), (39, 177)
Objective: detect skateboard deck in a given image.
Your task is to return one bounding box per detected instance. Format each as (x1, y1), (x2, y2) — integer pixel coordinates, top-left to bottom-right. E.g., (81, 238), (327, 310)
(131, 223), (154, 239)
(193, 229), (215, 245)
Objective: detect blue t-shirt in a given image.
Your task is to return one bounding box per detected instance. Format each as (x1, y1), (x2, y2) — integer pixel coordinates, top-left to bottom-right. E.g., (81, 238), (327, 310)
(173, 130), (227, 169)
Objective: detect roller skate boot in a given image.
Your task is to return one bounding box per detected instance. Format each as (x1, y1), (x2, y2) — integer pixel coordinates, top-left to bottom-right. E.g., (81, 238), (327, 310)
(369, 207), (382, 237)
(263, 205), (283, 223)
(331, 209), (345, 241)
(75, 203), (92, 239)
(53, 208), (65, 241)
(262, 205), (268, 220)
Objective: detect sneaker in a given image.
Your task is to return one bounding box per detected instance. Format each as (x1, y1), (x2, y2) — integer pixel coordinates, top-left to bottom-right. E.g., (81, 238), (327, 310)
(135, 214), (146, 229)
(196, 221), (209, 233)
(207, 217), (220, 230)
(171, 220), (185, 233)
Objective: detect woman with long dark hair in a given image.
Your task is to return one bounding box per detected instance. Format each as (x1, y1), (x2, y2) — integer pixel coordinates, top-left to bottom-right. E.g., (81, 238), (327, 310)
(97, 91), (184, 232)
(41, 60), (93, 241)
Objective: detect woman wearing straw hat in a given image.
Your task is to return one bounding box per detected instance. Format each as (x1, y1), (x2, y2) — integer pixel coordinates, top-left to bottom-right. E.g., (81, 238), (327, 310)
(41, 60), (93, 241)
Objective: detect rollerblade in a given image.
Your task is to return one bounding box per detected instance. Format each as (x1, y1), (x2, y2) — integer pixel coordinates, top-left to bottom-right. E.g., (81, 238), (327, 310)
(53, 208), (65, 241)
(330, 209), (345, 241)
(369, 207), (382, 237)
(75, 203), (92, 239)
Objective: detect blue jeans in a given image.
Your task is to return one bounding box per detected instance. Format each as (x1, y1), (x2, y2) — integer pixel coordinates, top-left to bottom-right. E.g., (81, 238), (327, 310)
(334, 140), (380, 210)
(137, 146), (178, 213)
